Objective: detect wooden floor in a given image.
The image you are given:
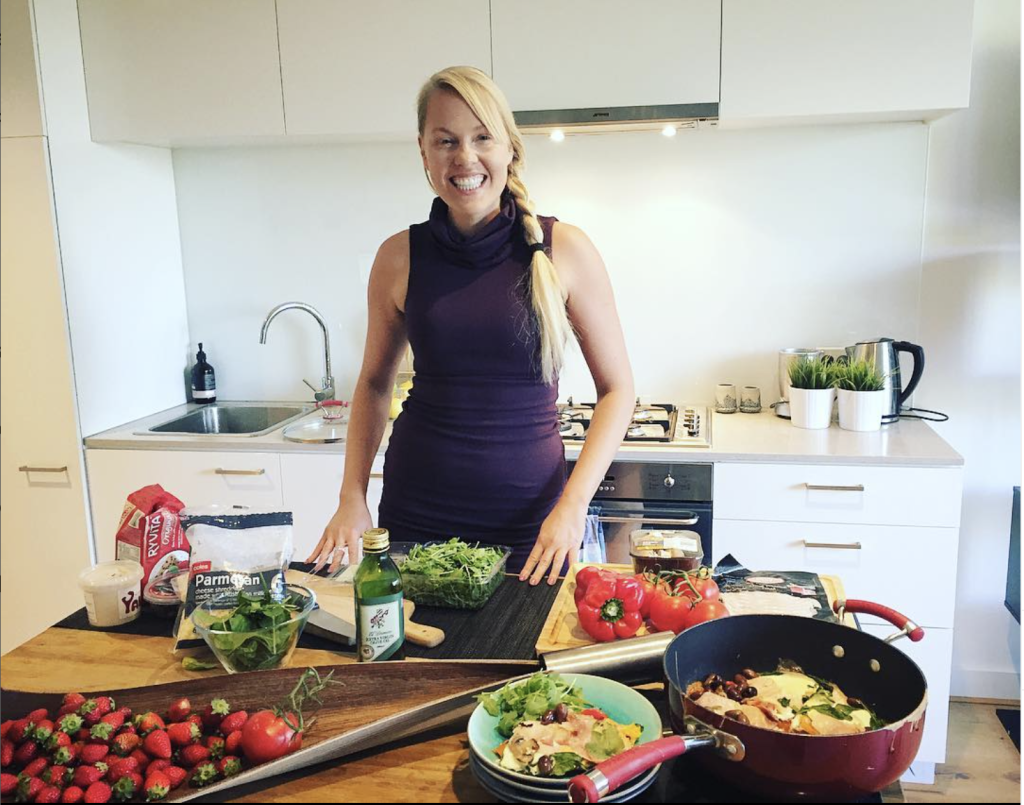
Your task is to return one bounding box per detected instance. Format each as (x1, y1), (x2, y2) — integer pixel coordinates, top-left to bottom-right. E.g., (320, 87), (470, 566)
(904, 702), (1020, 803)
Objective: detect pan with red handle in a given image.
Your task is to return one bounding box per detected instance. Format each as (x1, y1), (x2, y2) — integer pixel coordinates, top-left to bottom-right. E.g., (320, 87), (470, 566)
(569, 600), (927, 802)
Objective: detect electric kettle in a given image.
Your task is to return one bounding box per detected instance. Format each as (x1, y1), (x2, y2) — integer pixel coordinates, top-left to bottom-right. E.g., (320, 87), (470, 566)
(845, 338), (925, 422)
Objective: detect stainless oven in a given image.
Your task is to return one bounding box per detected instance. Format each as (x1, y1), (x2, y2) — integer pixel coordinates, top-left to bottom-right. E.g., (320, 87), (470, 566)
(568, 460), (714, 565)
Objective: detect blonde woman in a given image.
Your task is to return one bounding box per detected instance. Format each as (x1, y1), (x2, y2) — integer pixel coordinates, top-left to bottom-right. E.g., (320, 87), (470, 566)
(308, 66), (634, 585)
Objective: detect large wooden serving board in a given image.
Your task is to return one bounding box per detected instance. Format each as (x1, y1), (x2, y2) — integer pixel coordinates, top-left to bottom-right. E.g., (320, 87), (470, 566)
(1, 659), (534, 802)
(535, 563), (851, 655)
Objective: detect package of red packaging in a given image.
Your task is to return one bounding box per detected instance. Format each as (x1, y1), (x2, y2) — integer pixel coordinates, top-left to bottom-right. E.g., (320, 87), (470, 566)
(114, 484), (190, 609)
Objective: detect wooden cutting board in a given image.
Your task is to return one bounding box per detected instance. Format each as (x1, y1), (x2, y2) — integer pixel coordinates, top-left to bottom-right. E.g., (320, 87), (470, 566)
(284, 570), (444, 648)
(534, 563), (851, 655)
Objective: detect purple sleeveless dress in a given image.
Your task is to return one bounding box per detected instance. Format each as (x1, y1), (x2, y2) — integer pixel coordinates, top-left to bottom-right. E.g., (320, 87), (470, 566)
(377, 193), (566, 574)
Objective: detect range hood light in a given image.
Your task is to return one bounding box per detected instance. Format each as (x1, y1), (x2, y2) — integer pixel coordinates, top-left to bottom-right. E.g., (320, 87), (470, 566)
(549, 129), (566, 142)
(661, 124), (678, 138)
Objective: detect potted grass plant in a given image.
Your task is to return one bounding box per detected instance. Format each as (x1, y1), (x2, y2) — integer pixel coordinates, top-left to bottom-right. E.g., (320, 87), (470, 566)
(788, 356), (836, 429)
(835, 359), (888, 431)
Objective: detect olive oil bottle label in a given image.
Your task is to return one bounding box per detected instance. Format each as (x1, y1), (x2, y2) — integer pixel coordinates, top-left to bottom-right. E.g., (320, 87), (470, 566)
(357, 592), (405, 662)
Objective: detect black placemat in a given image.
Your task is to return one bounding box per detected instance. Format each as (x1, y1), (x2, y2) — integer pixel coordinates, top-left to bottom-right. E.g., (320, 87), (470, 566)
(997, 708), (1021, 752)
(53, 567), (560, 662)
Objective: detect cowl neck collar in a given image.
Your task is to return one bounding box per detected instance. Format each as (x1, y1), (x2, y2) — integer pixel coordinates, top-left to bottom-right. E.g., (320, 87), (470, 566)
(427, 191), (518, 269)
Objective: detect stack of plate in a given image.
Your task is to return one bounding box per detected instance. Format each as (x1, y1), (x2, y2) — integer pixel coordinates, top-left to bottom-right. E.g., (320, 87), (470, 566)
(466, 673), (664, 803)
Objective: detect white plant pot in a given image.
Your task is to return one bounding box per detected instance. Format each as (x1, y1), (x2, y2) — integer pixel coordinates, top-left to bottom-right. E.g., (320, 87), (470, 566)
(837, 388), (887, 432)
(789, 387), (835, 430)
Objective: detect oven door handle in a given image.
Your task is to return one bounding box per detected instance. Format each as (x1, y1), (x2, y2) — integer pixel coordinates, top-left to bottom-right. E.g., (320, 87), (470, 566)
(595, 515), (700, 526)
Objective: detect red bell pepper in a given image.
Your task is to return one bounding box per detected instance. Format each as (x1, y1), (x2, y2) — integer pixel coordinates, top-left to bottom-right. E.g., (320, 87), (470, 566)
(575, 571), (645, 642)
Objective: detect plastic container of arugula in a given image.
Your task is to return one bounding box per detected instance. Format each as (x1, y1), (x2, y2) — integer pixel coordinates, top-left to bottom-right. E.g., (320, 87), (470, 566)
(392, 539), (511, 610)
(192, 582), (316, 673)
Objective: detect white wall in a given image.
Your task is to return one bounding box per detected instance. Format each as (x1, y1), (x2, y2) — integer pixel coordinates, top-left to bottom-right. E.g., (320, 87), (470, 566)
(920, 0), (1021, 699)
(174, 123), (929, 405)
(33, 0), (190, 438)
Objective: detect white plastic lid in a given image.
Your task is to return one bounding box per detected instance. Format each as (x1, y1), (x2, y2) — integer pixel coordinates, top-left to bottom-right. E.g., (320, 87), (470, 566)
(78, 560), (144, 592)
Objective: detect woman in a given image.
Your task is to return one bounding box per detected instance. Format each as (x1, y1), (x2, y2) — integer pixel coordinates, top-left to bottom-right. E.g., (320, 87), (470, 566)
(308, 66), (634, 585)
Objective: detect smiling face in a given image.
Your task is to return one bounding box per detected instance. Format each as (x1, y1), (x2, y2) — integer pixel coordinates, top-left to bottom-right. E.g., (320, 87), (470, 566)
(419, 89), (514, 237)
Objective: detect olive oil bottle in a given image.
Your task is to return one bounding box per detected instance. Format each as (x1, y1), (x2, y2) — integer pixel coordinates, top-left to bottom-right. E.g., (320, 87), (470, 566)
(354, 528), (405, 662)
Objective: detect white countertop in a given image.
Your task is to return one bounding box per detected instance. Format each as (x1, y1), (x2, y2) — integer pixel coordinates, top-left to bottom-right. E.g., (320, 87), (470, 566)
(84, 401), (963, 467)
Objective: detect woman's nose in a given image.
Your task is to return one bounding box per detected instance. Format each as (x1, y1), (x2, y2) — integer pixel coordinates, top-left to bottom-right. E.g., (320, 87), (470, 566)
(454, 141), (478, 165)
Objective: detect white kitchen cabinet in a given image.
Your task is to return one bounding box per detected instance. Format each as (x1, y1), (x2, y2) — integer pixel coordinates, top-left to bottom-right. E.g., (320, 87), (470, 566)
(277, 0), (490, 138)
(1, 0), (44, 137)
(280, 453), (384, 560)
(0, 136), (92, 655)
(77, 0), (285, 145)
(491, 0), (720, 112)
(85, 449), (285, 563)
(719, 0), (974, 127)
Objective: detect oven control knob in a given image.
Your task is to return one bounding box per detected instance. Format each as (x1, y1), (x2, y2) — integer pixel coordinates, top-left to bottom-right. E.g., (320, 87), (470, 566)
(663, 475), (676, 489)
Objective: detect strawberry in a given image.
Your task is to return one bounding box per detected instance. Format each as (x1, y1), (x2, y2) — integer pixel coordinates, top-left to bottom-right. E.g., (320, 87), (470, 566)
(61, 787), (84, 804)
(133, 714), (164, 737)
(218, 711), (247, 736)
(63, 693), (87, 712)
(99, 713), (124, 732)
(165, 722), (198, 748)
(88, 723), (114, 744)
(17, 776), (46, 802)
(14, 739), (40, 765)
(142, 771), (170, 802)
(72, 766), (105, 788)
(33, 720), (56, 745)
(185, 715), (203, 732)
(80, 699), (112, 728)
(110, 734), (139, 758)
(203, 735), (225, 760)
(106, 758), (138, 783)
(57, 715), (83, 736)
(128, 749), (149, 772)
(110, 774), (138, 802)
(35, 785), (62, 804)
(46, 731), (72, 754)
(0, 772), (18, 796)
(145, 759), (170, 775)
(216, 755), (242, 778)
(83, 781), (112, 804)
(56, 704), (78, 720)
(189, 761), (218, 788)
(113, 708), (131, 724)
(23, 756), (50, 777)
(0, 721), (12, 741)
(1, 739), (13, 767)
(177, 744), (210, 769)
(80, 744), (108, 765)
(77, 729), (92, 742)
(43, 765), (69, 787)
(141, 731), (171, 760)
(28, 709), (51, 724)
(201, 699), (230, 733)
(223, 730), (242, 756)
(52, 745), (77, 767)
(8, 719), (34, 744)
(163, 766), (186, 790)
(165, 699), (190, 724)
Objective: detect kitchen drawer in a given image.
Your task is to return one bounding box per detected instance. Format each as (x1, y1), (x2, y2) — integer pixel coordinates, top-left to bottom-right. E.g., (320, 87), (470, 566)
(712, 519), (957, 628)
(861, 624), (952, 766)
(86, 449), (284, 563)
(714, 463), (963, 528)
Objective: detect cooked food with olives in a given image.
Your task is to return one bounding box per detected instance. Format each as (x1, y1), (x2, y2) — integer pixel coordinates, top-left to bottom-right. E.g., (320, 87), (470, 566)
(686, 663), (885, 735)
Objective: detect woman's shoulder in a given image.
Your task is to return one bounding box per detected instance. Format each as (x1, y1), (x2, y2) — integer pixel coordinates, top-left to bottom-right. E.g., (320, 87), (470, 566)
(376, 230), (411, 270)
(551, 220), (598, 261)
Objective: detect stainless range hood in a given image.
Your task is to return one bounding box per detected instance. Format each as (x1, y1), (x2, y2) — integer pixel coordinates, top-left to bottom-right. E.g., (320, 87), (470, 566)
(513, 102), (719, 134)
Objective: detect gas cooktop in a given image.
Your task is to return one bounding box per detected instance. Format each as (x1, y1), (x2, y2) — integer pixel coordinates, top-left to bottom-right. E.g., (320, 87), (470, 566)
(557, 398), (712, 448)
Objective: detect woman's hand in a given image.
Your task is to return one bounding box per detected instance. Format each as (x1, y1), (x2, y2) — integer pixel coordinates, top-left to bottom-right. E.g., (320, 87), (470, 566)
(519, 499), (588, 586)
(307, 497), (372, 573)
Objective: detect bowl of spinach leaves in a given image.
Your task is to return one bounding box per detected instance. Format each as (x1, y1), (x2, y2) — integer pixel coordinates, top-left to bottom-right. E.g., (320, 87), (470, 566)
(192, 582), (315, 673)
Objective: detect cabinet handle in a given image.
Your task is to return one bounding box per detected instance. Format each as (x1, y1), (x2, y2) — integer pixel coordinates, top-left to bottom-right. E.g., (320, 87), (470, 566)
(215, 468), (266, 476)
(805, 483), (865, 492)
(803, 541), (862, 551)
(596, 515), (699, 526)
(369, 472), (384, 479)
(19, 465), (68, 474)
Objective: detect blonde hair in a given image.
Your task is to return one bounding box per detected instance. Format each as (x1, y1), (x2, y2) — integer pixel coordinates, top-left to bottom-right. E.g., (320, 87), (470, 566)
(416, 66), (573, 385)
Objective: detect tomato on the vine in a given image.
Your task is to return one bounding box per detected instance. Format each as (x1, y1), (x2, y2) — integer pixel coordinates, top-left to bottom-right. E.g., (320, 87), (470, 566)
(648, 591), (692, 634)
(687, 599), (730, 627)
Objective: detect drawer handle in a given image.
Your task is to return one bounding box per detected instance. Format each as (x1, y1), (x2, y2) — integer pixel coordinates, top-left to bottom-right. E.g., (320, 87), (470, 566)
(596, 515), (699, 526)
(369, 472), (384, 479)
(804, 541), (862, 551)
(19, 465), (68, 473)
(215, 468), (266, 476)
(805, 483), (865, 492)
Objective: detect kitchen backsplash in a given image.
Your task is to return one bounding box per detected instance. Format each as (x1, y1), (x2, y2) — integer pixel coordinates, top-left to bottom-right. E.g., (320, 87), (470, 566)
(173, 122), (928, 405)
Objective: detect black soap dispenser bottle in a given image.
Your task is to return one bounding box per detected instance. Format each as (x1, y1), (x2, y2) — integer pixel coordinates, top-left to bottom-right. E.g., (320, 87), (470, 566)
(191, 343), (216, 404)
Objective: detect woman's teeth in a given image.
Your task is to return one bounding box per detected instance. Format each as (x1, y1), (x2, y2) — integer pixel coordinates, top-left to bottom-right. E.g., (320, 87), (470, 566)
(452, 175), (485, 191)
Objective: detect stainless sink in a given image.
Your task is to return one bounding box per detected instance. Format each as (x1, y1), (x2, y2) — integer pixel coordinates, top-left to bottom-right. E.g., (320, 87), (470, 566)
(146, 404), (311, 436)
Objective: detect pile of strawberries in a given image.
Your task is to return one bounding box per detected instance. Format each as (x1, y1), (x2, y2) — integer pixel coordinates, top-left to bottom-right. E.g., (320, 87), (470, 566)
(1, 693), (248, 803)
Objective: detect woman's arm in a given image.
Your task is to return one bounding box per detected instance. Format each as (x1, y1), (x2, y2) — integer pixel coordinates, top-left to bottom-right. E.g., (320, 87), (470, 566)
(519, 223), (635, 585)
(307, 231), (410, 571)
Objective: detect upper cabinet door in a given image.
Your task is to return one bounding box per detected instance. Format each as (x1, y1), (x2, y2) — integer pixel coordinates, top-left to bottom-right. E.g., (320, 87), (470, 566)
(1, 0), (45, 137)
(277, 0), (491, 138)
(78, 0), (285, 145)
(720, 0), (975, 127)
(491, 0), (721, 111)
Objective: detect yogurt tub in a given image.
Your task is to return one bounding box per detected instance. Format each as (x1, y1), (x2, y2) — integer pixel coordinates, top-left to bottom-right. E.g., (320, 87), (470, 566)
(78, 560), (144, 627)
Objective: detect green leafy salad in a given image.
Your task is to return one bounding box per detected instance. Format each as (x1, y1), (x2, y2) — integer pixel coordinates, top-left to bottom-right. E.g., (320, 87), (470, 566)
(399, 539), (509, 609)
(202, 586), (307, 672)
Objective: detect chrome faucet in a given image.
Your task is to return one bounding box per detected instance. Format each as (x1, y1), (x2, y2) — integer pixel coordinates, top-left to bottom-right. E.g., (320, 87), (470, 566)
(259, 302), (335, 401)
